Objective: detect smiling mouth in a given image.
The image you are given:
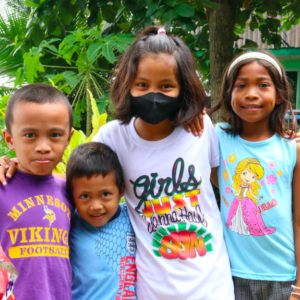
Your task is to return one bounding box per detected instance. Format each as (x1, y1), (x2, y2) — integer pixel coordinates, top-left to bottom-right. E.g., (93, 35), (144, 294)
(242, 105), (262, 110)
(90, 213), (105, 220)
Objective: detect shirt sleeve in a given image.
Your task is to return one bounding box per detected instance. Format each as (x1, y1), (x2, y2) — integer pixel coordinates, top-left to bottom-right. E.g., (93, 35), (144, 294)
(92, 121), (117, 152)
(205, 115), (219, 168)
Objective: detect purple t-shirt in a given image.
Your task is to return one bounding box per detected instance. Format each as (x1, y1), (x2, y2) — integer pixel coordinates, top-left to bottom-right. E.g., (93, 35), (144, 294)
(0, 170), (73, 300)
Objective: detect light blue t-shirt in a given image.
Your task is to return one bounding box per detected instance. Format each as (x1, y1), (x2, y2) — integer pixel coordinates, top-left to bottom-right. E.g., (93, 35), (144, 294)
(70, 203), (137, 300)
(216, 123), (297, 281)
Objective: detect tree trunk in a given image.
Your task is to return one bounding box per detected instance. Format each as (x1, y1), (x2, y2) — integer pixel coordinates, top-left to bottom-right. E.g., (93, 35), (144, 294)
(207, 0), (238, 122)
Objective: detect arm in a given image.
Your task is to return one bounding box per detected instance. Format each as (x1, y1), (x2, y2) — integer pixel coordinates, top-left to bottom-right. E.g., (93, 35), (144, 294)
(248, 188), (263, 200)
(210, 167), (219, 188)
(290, 143), (300, 300)
(183, 109), (206, 137)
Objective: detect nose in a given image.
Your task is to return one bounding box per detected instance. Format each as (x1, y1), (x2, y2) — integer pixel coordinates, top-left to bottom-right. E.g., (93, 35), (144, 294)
(90, 200), (103, 211)
(245, 86), (259, 100)
(35, 138), (51, 153)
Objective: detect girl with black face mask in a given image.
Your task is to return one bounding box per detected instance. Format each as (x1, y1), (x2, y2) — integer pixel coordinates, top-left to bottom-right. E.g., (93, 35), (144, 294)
(92, 26), (234, 300)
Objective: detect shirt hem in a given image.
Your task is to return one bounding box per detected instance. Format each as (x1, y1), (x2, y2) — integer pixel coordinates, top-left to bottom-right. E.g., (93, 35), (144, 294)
(232, 270), (296, 281)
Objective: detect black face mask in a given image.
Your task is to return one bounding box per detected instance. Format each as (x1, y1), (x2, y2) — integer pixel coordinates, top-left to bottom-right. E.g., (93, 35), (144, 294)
(130, 92), (181, 125)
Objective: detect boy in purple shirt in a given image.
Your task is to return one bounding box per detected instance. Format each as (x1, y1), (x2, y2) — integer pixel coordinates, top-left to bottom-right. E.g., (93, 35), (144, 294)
(0, 83), (73, 300)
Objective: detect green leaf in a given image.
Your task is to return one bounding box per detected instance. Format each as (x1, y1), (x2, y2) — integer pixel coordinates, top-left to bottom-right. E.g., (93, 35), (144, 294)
(146, 1), (160, 17)
(24, 0), (39, 8)
(87, 42), (104, 62)
(32, 26), (44, 47)
(62, 71), (80, 88)
(174, 4), (194, 17)
(201, 0), (219, 10)
(59, 9), (74, 25)
(265, 18), (281, 32)
(62, 45), (77, 65)
(101, 4), (118, 23)
(52, 25), (62, 36)
(249, 17), (259, 31)
(64, 35), (77, 48)
(241, 39), (258, 49)
(23, 53), (45, 83)
(115, 43), (129, 52)
(180, 17), (194, 31)
(163, 0), (177, 6)
(163, 9), (178, 22)
(101, 43), (115, 64)
(15, 67), (25, 87)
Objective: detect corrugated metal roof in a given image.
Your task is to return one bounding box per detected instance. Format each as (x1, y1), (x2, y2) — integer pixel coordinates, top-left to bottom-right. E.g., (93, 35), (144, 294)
(237, 23), (300, 49)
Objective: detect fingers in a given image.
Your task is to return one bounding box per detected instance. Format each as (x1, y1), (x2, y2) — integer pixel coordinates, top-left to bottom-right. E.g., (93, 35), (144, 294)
(188, 122), (198, 137)
(6, 162), (17, 179)
(183, 124), (191, 133)
(0, 155), (11, 169)
(0, 165), (7, 186)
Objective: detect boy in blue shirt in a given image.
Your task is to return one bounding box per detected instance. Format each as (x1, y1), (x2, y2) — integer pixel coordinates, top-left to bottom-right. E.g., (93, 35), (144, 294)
(66, 142), (137, 300)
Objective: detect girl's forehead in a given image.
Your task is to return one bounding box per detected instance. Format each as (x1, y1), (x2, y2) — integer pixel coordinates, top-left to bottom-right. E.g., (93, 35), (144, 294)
(236, 61), (271, 78)
(136, 54), (177, 79)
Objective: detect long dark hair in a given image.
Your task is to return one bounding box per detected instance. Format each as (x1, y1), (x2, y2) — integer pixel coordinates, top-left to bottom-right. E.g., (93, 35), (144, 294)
(111, 26), (206, 126)
(209, 51), (296, 139)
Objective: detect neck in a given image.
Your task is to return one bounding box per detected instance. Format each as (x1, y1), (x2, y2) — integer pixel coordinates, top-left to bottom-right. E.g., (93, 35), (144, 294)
(134, 118), (175, 141)
(240, 118), (274, 141)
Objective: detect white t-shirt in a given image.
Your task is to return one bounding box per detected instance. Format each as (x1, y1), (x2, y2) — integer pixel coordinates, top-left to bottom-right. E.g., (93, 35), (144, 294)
(93, 115), (234, 300)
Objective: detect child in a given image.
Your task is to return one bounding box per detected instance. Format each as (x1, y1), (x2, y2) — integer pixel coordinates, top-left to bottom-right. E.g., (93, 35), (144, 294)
(92, 26), (234, 299)
(66, 142), (137, 300)
(209, 51), (300, 299)
(0, 83), (73, 299)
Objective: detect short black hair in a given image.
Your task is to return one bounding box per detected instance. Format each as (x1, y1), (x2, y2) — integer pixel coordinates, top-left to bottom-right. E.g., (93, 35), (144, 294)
(5, 83), (73, 133)
(66, 142), (124, 203)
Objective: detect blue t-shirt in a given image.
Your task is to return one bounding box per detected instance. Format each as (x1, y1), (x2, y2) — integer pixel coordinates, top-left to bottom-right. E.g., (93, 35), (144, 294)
(216, 123), (296, 281)
(70, 203), (137, 300)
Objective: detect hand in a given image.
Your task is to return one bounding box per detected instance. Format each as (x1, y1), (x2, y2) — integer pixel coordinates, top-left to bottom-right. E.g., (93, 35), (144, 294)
(0, 156), (18, 186)
(258, 196), (263, 200)
(183, 108), (206, 137)
(287, 130), (300, 143)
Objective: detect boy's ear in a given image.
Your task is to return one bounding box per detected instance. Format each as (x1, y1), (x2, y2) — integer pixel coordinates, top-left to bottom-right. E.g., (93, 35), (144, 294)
(2, 129), (14, 150)
(65, 128), (74, 149)
(119, 182), (125, 199)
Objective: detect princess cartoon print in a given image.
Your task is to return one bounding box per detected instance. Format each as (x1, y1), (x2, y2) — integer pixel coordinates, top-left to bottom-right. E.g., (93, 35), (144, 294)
(226, 158), (276, 236)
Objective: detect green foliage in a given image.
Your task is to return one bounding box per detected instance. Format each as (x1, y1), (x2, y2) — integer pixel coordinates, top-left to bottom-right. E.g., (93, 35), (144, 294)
(0, 95), (16, 158)
(14, 28), (133, 135)
(0, 0), (299, 134)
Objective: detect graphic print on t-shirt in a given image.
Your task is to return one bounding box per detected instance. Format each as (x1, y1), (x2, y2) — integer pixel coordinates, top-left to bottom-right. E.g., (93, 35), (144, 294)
(6, 194), (71, 259)
(130, 157), (213, 260)
(223, 157), (277, 236)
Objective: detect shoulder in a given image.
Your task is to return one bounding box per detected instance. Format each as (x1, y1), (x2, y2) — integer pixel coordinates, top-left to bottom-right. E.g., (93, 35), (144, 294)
(119, 202), (130, 218)
(93, 119), (129, 146)
(99, 120), (125, 136)
(296, 142), (300, 162)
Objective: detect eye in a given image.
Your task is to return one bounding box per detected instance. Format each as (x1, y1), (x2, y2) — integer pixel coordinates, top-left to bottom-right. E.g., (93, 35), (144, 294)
(259, 83), (270, 88)
(25, 133), (36, 138)
(50, 133), (61, 138)
(236, 83), (246, 88)
(162, 84), (173, 89)
(102, 192), (110, 197)
(80, 194), (90, 200)
(137, 83), (148, 88)
(242, 172), (246, 175)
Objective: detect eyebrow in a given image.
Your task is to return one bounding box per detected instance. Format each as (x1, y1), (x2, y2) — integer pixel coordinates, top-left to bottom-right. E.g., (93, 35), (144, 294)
(21, 128), (66, 133)
(236, 76), (272, 81)
(136, 77), (175, 82)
